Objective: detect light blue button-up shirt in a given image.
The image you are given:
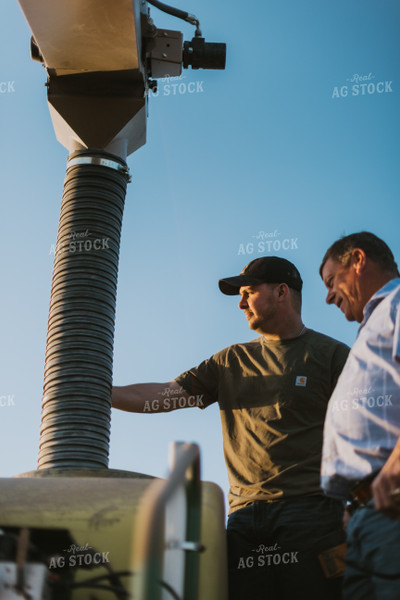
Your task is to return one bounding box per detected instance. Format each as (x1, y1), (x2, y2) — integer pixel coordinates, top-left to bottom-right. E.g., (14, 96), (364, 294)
(321, 278), (400, 499)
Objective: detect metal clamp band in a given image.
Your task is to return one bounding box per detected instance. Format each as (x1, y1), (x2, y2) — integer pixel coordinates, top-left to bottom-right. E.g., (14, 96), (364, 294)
(67, 156), (132, 182)
(166, 540), (205, 552)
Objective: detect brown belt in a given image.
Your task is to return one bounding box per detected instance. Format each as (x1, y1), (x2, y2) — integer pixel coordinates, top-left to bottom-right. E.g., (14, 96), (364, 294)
(347, 471), (380, 514)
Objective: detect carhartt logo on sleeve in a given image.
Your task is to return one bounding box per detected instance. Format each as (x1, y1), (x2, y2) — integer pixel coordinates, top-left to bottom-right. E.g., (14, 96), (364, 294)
(295, 376), (307, 387)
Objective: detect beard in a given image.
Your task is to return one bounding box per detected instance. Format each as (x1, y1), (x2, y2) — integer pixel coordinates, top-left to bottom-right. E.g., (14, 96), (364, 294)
(245, 309), (277, 334)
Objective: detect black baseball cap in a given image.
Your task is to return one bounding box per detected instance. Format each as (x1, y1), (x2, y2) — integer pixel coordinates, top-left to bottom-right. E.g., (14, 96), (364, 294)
(219, 257), (303, 295)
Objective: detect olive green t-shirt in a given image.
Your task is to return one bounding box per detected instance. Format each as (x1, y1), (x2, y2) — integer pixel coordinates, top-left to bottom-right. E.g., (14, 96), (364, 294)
(175, 329), (349, 513)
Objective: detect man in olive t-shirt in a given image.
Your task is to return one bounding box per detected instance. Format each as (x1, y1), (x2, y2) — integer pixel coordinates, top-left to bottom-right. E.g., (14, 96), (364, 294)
(175, 327), (348, 514)
(112, 257), (349, 600)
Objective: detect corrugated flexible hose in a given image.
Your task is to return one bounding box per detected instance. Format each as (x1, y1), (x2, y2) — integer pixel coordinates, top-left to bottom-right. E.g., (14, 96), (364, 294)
(38, 149), (129, 469)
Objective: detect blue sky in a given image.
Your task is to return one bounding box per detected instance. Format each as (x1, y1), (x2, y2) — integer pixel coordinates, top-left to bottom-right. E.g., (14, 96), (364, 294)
(1, 0), (399, 513)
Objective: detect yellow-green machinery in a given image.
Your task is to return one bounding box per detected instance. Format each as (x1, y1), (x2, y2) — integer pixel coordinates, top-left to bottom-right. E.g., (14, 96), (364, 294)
(0, 445), (227, 599)
(1, 2), (227, 598)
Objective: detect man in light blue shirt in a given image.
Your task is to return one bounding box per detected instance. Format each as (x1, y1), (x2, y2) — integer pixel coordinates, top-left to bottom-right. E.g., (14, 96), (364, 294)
(320, 231), (400, 599)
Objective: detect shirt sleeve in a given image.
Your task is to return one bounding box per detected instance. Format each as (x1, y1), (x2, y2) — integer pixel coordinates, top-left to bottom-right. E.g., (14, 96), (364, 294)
(393, 300), (400, 364)
(175, 356), (220, 409)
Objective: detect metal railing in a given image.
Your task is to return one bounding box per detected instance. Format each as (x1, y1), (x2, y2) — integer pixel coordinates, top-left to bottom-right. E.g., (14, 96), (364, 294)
(132, 442), (202, 600)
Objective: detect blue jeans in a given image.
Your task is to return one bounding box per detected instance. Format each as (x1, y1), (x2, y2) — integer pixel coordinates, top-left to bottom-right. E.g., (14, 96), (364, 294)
(344, 500), (400, 600)
(227, 495), (345, 600)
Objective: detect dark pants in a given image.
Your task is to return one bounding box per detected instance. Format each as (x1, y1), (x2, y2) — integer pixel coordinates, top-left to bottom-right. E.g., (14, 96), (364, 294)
(344, 500), (400, 600)
(227, 496), (345, 600)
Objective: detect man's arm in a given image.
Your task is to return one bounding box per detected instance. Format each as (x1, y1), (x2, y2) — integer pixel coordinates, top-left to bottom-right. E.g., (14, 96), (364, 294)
(372, 303), (400, 518)
(372, 437), (400, 519)
(112, 381), (192, 413)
